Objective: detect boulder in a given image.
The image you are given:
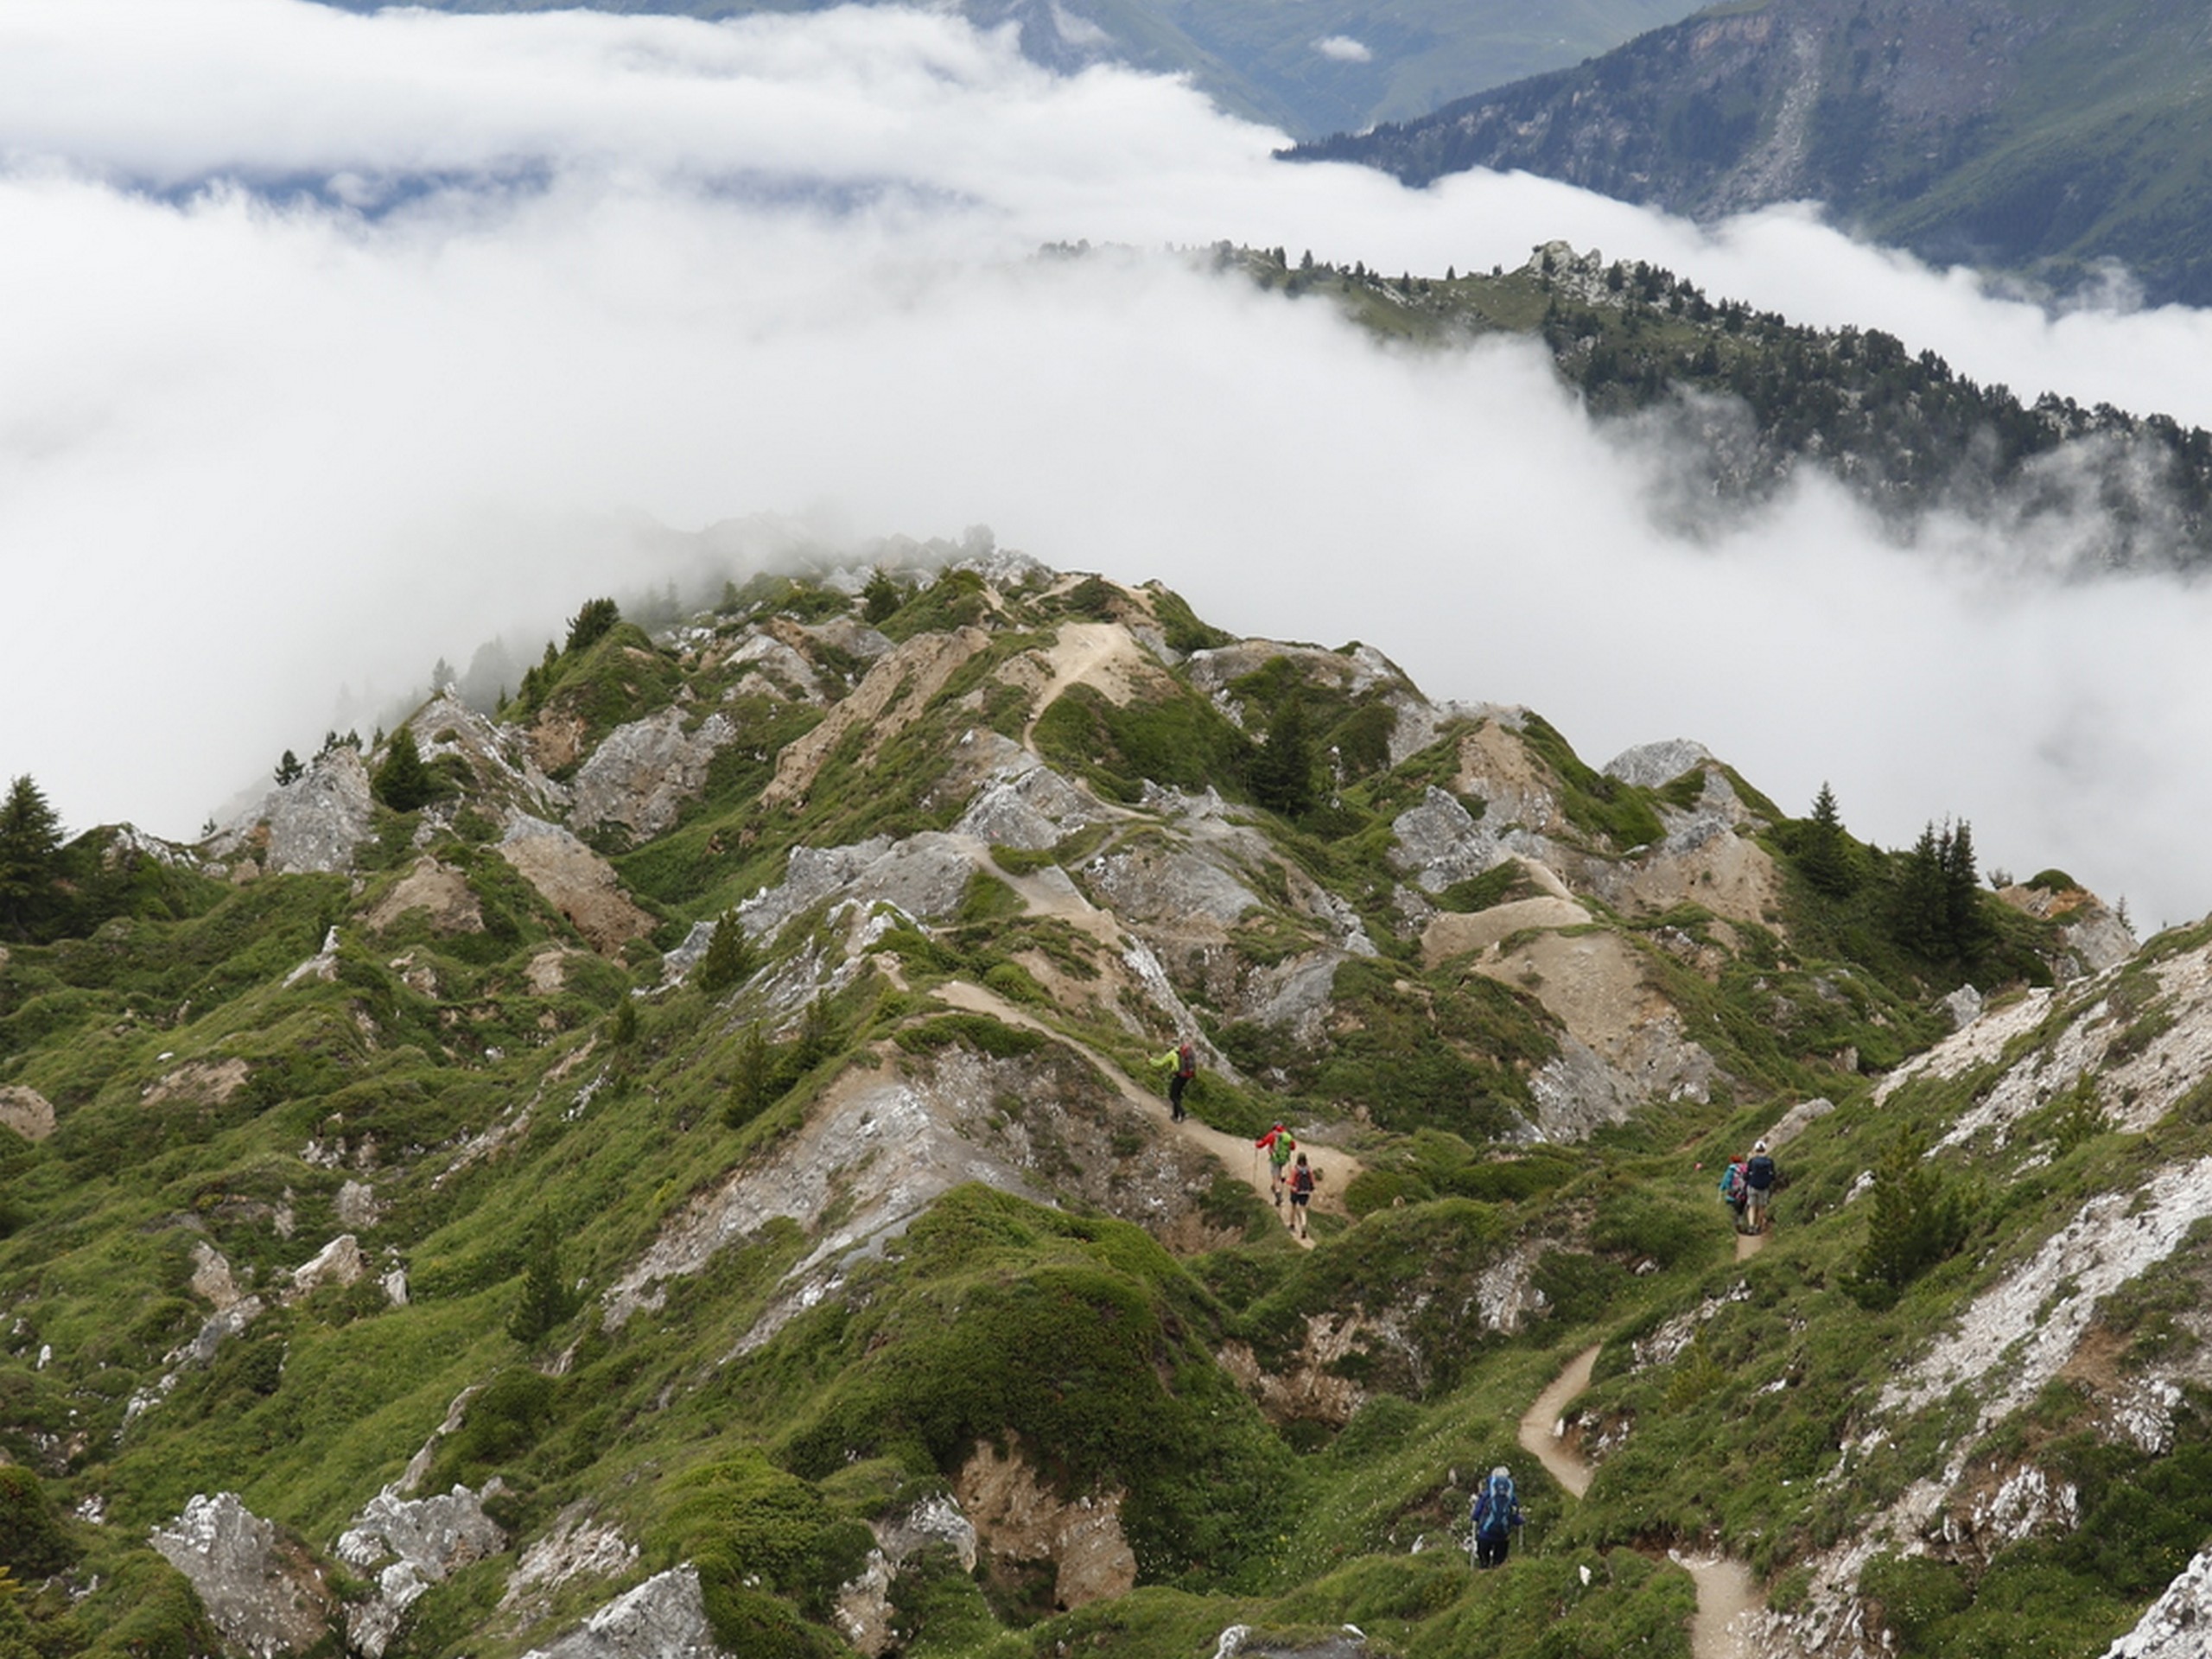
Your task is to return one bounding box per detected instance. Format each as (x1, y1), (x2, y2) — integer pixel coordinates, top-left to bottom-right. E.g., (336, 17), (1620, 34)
(498, 817), (656, 956)
(149, 1493), (336, 1659)
(518, 1565), (725, 1659)
(0, 1084), (54, 1142)
(337, 1484), (508, 1659)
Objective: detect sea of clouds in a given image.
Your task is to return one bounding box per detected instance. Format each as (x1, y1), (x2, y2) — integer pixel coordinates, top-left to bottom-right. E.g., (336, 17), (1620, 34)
(10, 0), (2212, 925)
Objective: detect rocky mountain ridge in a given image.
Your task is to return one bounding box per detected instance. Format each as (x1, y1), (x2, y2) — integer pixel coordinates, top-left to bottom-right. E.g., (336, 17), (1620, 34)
(0, 552), (2206, 1659)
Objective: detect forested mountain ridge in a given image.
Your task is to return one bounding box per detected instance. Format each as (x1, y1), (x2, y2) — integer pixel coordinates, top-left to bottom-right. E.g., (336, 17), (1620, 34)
(1190, 238), (2212, 569)
(1284, 0), (2212, 307)
(3, 555), (2210, 1659)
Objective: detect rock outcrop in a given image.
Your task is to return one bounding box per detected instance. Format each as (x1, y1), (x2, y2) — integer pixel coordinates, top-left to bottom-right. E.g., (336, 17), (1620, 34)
(149, 1493), (336, 1659)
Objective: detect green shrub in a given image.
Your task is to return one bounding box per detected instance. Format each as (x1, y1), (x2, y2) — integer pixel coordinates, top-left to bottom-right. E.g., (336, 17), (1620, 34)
(0, 1467), (70, 1577)
(893, 1014), (1045, 1060)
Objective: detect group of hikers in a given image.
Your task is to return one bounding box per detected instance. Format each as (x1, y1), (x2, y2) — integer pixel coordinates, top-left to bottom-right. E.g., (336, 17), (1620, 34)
(1151, 1039), (1320, 1237)
(1717, 1138), (1784, 1235)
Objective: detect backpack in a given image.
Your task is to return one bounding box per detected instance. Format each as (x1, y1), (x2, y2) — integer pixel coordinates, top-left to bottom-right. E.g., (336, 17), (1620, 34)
(1176, 1042), (1196, 1080)
(1473, 1472), (1517, 1538)
(1719, 1161), (1746, 1204)
(1290, 1162), (1315, 1196)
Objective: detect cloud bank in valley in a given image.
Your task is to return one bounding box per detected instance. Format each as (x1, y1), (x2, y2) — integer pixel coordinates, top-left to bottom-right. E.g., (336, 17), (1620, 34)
(9, 0), (2212, 926)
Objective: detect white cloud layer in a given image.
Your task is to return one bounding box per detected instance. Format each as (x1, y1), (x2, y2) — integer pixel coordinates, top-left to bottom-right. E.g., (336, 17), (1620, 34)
(8, 0), (2212, 926)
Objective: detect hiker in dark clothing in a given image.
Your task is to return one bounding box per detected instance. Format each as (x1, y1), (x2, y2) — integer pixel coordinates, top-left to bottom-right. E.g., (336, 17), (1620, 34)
(1471, 1465), (1522, 1568)
(1743, 1139), (1780, 1235)
(1286, 1150), (1319, 1237)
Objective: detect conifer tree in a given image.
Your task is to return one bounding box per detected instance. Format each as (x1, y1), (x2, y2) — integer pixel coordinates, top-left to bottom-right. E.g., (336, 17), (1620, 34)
(1891, 822), (1950, 957)
(1249, 695), (1317, 818)
(696, 911), (754, 996)
(1942, 818), (1987, 955)
(1849, 1128), (1970, 1306)
(372, 726), (440, 813)
(508, 1208), (579, 1346)
(861, 569), (902, 624)
(0, 776), (62, 940)
(274, 749), (304, 787)
(564, 597), (621, 655)
(1800, 781), (1855, 895)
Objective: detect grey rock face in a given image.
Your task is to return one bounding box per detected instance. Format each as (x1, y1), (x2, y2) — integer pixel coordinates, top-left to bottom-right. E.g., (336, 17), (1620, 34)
(1389, 787), (1502, 893)
(1602, 739), (1712, 789)
(149, 1492), (334, 1659)
(213, 747), (375, 874)
(569, 708), (738, 840)
(520, 1565), (726, 1659)
(739, 834), (976, 942)
(2100, 1548), (2212, 1658)
(337, 1484), (509, 1659)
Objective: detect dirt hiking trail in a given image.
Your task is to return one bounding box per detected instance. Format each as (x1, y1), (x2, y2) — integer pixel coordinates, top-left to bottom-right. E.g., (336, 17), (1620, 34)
(931, 979), (1363, 1250)
(1516, 1343), (1765, 1659)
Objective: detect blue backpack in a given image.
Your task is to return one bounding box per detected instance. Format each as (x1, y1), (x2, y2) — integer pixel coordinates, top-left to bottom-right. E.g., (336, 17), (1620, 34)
(1473, 1471), (1517, 1539)
(1719, 1161), (1746, 1204)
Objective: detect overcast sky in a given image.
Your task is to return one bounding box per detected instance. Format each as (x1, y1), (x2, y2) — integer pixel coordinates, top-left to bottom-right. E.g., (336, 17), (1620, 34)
(10, 0), (2212, 926)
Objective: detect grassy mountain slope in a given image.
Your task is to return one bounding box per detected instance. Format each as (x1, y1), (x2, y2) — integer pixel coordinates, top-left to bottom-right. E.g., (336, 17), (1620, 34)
(1286, 0), (2212, 305)
(308, 0), (1704, 139)
(2, 554), (2202, 1659)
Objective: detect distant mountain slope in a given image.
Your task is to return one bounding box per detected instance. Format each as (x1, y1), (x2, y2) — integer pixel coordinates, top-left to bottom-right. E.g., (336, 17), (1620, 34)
(1285, 0), (2212, 304)
(311, 0), (1706, 138)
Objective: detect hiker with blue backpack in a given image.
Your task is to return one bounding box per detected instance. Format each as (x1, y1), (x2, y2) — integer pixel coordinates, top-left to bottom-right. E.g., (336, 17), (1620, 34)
(1470, 1465), (1523, 1568)
(1719, 1155), (1751, 1232)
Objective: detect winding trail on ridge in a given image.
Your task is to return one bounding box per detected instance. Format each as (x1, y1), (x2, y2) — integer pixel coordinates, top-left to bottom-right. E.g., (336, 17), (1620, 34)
(930, 977), (1363, 1250)
(1516, 1343), (1764, 1659)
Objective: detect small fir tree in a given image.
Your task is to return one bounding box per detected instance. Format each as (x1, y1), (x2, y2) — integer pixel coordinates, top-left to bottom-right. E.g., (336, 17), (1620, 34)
(564, 597), (621, 655)
(274, 749), (304, 787)
(1249, 695), (1317, 818)
(725, 1021), (779, 1128)
(1800, 782), (1856, 895)
(508, 1209), (580, 1345)
(1849, 1128), (1971, 1307)
(861, 569), (903, 624)
(0, 776), (64, 939)
(696, 911), (755, 996)
(372, 726), (440, 813)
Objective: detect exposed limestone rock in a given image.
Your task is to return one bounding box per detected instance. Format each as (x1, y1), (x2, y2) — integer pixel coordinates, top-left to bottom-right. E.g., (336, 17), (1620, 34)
(1942, 983), (1984, 1029)
(738, 833), (976, 943)
(719, 626), (830, 703)
(212, 747), (376, 875)
(498, 1507), (641, 1623)
(498, 816), (655, 956)
(337, 1484), (509, 1659)
(365, 858), (486, 935)
(760, 626), (991, 811)
(835, 1495), (980, 1656)
(2101, 1548), (2212, 1658)
(952, 747), (1096, 851)
(336, 1180), (383, 1229)
(1602, 738), (1713, 789)
(1998, 881), (2138, 978)
(604, 1044), (1223, 1333)
(568, 707), (737, 840)
(1900, 942), (2212, 1151)
(410, 692), (571, 821)
(519, 1564), (725, 1659)
(1389, 786), (1503, 893)
(143, 1057), (254, 1109)
(0, 1084), (55, 1142)
(956, 1440), (1135, 1612)
(283, 927), (342, 988)
(190, 1240), (243, 1310)
(1083, 836), (1260, 931)
(283, 1234), (367, 1302)
(149, 1492), (336, 1659)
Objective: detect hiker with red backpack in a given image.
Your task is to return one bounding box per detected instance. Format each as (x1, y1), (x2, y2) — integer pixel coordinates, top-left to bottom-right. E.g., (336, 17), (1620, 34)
(1153, 1036), (1198, 1122)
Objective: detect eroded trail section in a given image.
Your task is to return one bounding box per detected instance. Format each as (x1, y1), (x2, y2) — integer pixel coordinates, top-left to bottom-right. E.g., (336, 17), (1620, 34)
(1516, 1343), (1598, 1497)
(1516, 1342), (1764, 1659)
